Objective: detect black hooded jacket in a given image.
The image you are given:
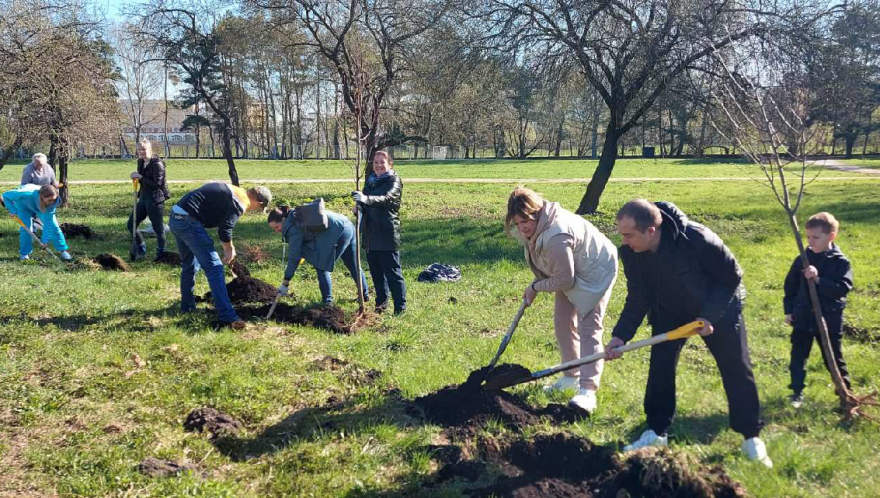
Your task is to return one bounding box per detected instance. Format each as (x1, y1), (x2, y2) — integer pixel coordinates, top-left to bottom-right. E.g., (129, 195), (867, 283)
(359, 172), (402, 251)
(783, 244), (853, 327)
(138, 157), (170, 205)
(611, 202), (744, 343)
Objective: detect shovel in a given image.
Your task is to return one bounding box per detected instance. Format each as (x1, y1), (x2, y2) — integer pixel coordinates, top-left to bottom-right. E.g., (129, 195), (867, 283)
(14, 215), (60, 261)
(479, 299), (528, 384)
(129, 178), (139, 262)
(483, 320), (706, 391)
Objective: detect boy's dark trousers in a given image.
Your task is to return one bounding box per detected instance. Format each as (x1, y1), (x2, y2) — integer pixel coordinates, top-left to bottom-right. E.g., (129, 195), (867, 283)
(789, 310), (851, 394)
(367, 250), (406, 312)
(644, 303), (764, 439)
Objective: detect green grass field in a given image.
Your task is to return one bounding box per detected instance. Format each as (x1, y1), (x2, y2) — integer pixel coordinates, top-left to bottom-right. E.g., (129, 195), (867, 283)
(0, 157), (859, 182)
(1, 159), (879, 497)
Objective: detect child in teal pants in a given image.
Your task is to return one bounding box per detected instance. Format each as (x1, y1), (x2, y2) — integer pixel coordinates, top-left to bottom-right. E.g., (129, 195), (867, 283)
(2, 184), (71, 260)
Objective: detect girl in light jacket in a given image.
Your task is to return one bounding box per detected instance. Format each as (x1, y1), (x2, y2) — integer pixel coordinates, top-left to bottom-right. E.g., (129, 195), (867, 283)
(506, 186), (618, 413)
(3, 184), (71, 261)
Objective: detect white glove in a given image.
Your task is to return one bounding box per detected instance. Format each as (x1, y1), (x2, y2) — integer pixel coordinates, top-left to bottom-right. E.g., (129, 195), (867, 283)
(352, 191), (366, 203)
(278, 284), (289, 296)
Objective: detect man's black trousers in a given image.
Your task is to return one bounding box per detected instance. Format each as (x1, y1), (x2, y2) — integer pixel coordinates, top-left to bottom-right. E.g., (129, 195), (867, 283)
(644, 306), (764, 439)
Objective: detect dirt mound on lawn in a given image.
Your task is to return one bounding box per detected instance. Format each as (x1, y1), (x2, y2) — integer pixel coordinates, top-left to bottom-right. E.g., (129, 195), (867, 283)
(412, 365), (585, 437)
(94, 253), (129, 271)
(238, 303), (355, 334)
(154, 251), (182, 265)
(200, 262), (277, 305)
(60, 223), (93, 239)
(412, 366), (747, 498)
(183, 407), (243, 439)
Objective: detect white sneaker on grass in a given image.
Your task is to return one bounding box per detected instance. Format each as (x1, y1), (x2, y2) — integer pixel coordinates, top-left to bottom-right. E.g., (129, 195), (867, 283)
(742, 437), (773, 468)
(624, 430), (668, 451)
(569, 388), (597, 414)
(60, 251), (72, 261)
(543, 375), (579, 393)
(20, 255), (29, 261)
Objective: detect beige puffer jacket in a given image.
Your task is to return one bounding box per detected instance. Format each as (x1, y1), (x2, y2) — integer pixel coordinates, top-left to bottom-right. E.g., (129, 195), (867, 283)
(512, 201), (618, 315)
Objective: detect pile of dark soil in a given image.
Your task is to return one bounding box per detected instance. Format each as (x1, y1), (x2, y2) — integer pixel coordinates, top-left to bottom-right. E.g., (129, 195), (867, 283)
(138, 457), (196, 478)
(183, 407), (243, 439)
(60, 223), (93, 239)
(94, 253), (129, 271)
(239, 302), (353, 334)
(154, 251), (182, 266)
(413, 366), (747, 498)
(201, 262), (277, 305)
(412, 365), (585, 436)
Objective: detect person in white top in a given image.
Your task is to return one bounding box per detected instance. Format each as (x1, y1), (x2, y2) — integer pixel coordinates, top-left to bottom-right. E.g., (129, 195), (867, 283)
(506, 186), (618, 414)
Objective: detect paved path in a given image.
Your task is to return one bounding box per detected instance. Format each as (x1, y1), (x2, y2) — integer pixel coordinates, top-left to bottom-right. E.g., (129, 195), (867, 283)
(3, 175), (880, 186)
(816, 159), (880, 175)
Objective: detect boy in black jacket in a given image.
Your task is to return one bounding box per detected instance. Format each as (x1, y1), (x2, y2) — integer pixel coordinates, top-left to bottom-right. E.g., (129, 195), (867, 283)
(784, 212), (853, 408)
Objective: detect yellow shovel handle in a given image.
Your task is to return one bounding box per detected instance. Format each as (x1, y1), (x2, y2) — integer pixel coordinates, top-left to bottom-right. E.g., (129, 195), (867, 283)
(666, 320), (706, 341)
(133, 178), (139, 190)
(13, 216), (27, 230)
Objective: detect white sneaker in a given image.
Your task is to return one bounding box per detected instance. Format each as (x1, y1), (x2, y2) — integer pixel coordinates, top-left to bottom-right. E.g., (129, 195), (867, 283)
(543, 375), (579, 393)
(624, 430), (668, 451)
(569, 388), (597, 414)
(20, 255), (29, 261)
(60, 251), (72, 261)
(742, 437), (773, 468)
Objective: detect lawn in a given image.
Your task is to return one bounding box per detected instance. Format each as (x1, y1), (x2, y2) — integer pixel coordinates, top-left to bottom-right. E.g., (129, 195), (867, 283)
(1, 161), (879, 498)
(841, 158), (880, 170)
(0, 157), (860, 183)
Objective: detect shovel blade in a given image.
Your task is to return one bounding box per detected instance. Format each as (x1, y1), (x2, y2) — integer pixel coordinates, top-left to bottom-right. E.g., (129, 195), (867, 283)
(481, 364), (534, 391)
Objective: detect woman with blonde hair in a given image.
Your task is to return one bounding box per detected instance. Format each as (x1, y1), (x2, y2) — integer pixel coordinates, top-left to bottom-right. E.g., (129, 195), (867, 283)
(127, 139), (170, 260)
(506, 186), (618, 413)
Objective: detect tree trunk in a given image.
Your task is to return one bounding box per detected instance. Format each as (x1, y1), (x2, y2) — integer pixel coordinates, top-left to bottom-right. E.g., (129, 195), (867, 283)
(57, 145), (70, 207)
(576, 127), (621, 214)
(554, 118), (564, 157)
(220, 119), (240, 186)
(845, 134), (856, 159)
(0, 138), (22, 173)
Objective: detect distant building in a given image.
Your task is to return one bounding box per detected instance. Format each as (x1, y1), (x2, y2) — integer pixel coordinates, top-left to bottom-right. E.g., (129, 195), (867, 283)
(119, 99), (208, 146)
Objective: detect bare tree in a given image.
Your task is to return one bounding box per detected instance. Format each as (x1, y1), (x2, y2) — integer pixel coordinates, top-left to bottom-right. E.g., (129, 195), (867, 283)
(0, 0), (119, 204)
(483, 0), (805, 213)
(248, 0), (452, 173)
(132, 0), (241, 184)
(113, 22), (165, 151)
(708, 25), (877, 421)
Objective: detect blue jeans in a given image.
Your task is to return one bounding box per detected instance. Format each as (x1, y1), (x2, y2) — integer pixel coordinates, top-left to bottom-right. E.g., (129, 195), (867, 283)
(169, 215), (239, 322)
(367, 250), (406, 312)
(17, 207), (68, 257)
(316, 226), (370, 303)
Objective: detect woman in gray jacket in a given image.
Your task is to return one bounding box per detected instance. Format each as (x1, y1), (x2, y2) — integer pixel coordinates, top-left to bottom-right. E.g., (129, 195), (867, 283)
(507, 186), (618, 414)
(268, 206), (369, 304)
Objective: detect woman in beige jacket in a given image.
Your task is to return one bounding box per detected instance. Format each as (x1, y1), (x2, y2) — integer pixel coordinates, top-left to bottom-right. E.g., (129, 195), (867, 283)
(506, 186), (618, 413)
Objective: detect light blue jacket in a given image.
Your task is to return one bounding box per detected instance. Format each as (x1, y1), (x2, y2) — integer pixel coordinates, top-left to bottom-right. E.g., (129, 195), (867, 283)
(283, 210), (354, 280)
(2, 184), (60, 221)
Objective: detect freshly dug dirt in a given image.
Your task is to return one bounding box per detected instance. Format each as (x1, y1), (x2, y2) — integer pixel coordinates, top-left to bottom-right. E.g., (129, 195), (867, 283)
(138, 457), (196, 478)
(412, 365), (585, 435)
(201, 262), (276, 305)
(413, 367), (747, 498)
(183, 407), (243, 439)
(154, 251), (182, 266)
(94, 253), (129, 271)
(239, 302), (355, 334)
(60, 223), (93, 239)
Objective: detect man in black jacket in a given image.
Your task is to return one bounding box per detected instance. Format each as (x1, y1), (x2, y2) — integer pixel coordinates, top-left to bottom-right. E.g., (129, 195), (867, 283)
(352, 151), (406, 315)
(605, 199), (771, 467)
(784, 212), (853, 408)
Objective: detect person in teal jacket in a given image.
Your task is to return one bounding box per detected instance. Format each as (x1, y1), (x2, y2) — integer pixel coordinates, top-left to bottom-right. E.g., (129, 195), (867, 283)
(267, 206), (369, 304)
(2, 184), (71, 261)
